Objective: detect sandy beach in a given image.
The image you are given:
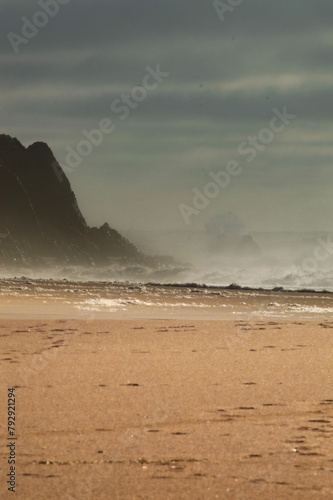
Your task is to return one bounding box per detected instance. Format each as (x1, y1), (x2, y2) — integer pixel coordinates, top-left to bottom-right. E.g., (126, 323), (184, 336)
(3, 0), (333, 497)
(1, 278), (333, 320)
(0, 281), (333, 499)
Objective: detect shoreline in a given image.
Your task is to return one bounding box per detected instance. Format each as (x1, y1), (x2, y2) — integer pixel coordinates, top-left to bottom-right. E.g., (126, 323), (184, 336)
(1, 275), (333, 295)
(0, 277), (333, 321)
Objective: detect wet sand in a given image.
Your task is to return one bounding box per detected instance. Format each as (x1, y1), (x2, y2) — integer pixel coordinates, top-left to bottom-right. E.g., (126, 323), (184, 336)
(1, 314), (333, 499)
(1, 278), (333, 320)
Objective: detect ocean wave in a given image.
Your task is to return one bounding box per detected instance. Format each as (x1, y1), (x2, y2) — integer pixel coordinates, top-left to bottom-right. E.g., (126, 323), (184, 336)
(75, 298), (209, 311)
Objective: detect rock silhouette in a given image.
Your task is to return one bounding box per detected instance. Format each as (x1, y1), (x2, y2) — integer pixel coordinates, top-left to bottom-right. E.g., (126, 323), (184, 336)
(0, 134), (146, 265)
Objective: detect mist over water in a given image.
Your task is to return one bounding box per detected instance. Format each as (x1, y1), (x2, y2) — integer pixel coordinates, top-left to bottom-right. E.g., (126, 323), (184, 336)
(3, 232), (332, 292)
(1, 211), (332, 291)
(124, 221), (333, 292)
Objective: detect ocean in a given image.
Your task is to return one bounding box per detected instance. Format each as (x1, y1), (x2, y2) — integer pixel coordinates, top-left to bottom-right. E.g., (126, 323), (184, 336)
(1, 231), (333, 293)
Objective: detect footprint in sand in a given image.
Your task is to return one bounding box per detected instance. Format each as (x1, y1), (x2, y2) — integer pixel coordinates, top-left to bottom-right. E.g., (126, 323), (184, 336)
(308, 419), (331, 424)
(263, 403), (283, 407)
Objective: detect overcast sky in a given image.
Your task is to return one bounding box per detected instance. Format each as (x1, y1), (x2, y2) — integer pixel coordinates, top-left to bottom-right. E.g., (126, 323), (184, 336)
(1, 0), (333, 233)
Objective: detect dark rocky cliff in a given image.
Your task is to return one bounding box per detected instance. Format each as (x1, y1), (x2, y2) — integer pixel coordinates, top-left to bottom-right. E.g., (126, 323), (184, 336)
(0, 134), (145, 265)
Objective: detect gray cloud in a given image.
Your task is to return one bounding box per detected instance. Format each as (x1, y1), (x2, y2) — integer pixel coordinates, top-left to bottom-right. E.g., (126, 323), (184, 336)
(2, 0), (333, 50)
(1, 0), (333, 232)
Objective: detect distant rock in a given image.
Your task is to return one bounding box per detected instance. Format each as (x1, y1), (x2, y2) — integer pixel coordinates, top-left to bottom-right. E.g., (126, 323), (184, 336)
(227, 283), (242, 290)
(205, 213), (261, 257)
(0, 134), (150, 266)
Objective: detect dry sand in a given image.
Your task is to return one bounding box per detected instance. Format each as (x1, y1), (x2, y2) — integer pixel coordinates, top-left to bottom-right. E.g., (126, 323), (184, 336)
(1, 314), (333, 499)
